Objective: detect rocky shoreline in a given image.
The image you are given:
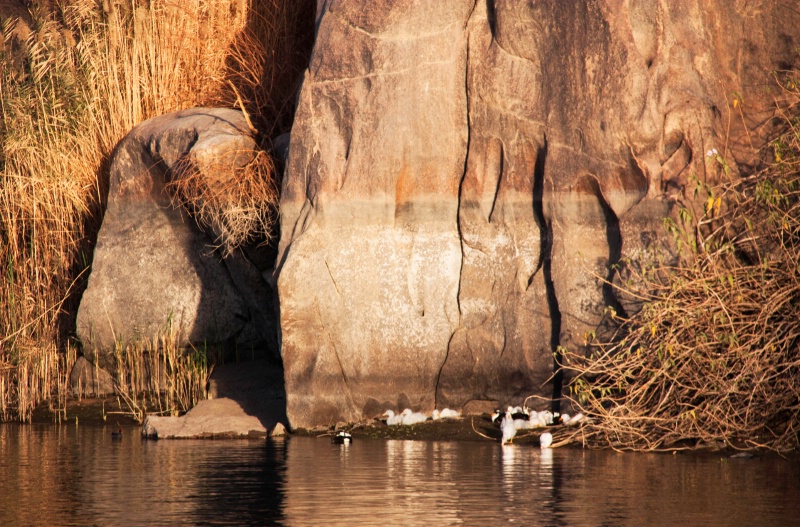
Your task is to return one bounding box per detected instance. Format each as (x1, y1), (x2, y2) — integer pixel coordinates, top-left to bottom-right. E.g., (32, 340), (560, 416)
(27, 400), (798, 461)
(28, 397), (547, 445)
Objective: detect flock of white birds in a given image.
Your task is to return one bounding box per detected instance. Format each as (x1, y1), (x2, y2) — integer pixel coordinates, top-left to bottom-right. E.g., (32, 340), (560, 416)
(382, 408), (460, 426)
(380, 405), (586, 449)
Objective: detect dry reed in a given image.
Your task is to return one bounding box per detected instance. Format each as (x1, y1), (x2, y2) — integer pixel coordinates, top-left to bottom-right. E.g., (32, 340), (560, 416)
(0, 0), (311, 421)
(110, 316), (213, 422)
(562, 70), (800, 452)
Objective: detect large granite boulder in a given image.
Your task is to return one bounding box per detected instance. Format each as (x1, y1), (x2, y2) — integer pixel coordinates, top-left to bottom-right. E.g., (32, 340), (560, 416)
(277, 1), (471, 426)
(277, 1), (799, 428)
(77, 108), (278, 371)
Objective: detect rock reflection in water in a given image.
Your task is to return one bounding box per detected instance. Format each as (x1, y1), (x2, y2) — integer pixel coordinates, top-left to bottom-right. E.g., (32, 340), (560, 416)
(282, 438), (574, 526)
(282, 438), (800, 527)
(1, 425), (799, 526)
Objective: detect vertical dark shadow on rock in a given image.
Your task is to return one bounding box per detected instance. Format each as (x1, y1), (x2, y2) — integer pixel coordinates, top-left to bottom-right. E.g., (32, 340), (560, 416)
(597, 185), (629, 321)
(486, 0), (497, 39)
(531, 136), (563, 414)
(165, 116), (285, 431)
(187, 0), (316, 430)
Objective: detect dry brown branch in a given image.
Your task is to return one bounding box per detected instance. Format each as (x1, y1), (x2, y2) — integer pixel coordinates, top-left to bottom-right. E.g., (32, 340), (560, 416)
(562, 69), (800, 453)
(470, 416), (496, 441)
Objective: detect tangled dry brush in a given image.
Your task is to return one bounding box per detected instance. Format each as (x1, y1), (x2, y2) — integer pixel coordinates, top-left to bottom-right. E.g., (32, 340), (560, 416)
(561, 72), (800, 453)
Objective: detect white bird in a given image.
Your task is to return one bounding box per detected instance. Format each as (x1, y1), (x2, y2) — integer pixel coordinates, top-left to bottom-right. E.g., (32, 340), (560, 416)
(560, 413), (585, 426)
(400, 408), (429, 425)
(526, 412), (548, 429)
(513, 417), (534, 430)
(540, 432), (553, 449)
(500, 412), (517, 444)
(432, 408), (461, 420)
(383, 410), (403, 426)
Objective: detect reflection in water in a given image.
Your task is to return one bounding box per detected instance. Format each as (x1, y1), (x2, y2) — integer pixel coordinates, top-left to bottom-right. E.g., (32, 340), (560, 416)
(1, 424), (799, 526)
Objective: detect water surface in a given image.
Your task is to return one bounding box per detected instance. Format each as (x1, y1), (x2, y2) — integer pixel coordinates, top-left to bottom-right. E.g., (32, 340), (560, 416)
(0, 424), (797, 526)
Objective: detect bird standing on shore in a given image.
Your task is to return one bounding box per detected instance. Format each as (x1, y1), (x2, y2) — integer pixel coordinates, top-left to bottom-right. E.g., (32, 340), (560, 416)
(383, 410), (403, 425)
(500, 412), (517, 444)
(400, 408), (429, 425)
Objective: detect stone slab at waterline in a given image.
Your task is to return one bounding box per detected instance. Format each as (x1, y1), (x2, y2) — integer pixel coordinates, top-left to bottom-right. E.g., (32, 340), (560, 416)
(142, 398), (268, 439)
(276, 1), (799, 428)
(140, 359), (286, 439)
(77, 108), (277, 370)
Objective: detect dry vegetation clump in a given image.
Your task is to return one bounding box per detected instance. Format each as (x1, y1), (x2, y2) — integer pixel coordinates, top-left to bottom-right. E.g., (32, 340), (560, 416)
(0, 0), (312, 421)
(167, 149), (279, 256)
(561, 70), (800, 453)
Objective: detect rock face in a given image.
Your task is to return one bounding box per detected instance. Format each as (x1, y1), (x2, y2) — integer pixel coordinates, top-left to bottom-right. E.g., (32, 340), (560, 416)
(69, 356), (116, 396)
(77, 108), (278, 370)
(276, 2), (471, 426)
(277, 1), (799, 428)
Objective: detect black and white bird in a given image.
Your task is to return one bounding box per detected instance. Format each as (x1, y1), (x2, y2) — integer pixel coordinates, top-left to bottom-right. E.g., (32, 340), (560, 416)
(332, 431), (352, 444)
(492, 407), (528, 425)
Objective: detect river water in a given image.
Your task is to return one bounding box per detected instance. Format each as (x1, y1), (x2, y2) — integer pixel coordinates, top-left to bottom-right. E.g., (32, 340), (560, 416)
(0, 423), (797, 526)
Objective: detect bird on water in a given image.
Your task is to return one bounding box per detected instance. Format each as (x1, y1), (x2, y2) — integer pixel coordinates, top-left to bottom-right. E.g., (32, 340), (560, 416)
(111, 423), (123, 440)
(332, 431), (352, 444)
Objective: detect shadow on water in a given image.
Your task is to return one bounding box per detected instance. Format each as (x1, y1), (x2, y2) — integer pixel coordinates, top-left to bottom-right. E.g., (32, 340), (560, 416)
(190, 438), (288, 526)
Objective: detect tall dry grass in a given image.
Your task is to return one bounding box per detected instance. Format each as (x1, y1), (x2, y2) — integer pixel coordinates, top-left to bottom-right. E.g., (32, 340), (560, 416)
(110, 316), (213, 422)
(0, 0), (313, 421)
